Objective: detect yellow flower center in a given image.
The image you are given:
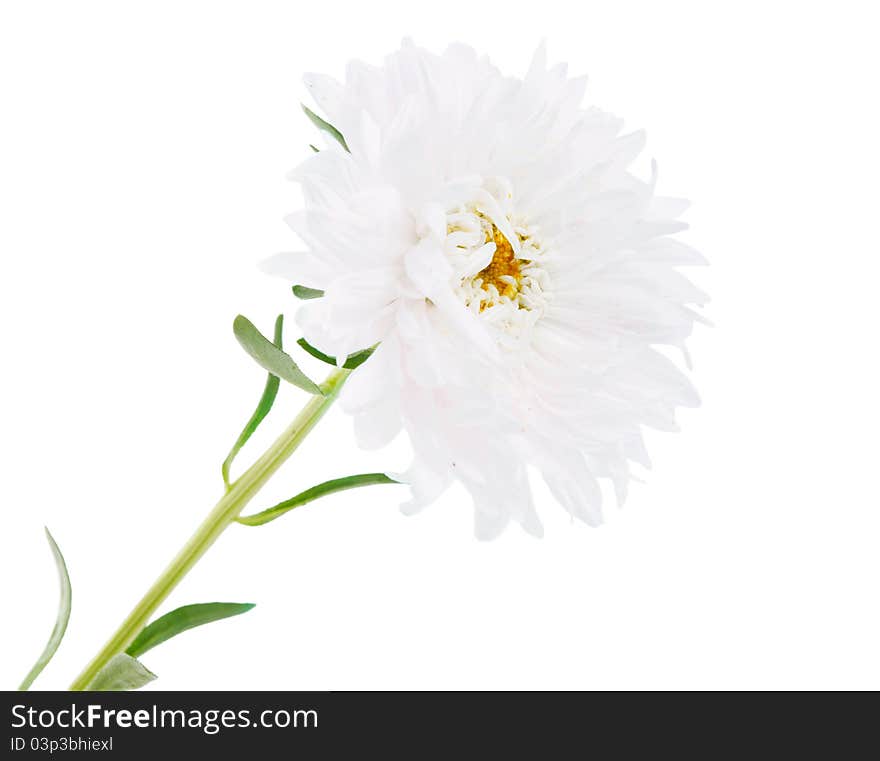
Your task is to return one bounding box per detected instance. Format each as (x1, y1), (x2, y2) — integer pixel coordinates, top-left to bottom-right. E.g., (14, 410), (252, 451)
(477, 226), (527, 309)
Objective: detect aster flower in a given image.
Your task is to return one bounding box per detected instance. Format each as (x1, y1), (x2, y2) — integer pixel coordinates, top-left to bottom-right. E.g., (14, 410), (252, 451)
(266, 41), (708, 538)
(20, 42), (707, 693)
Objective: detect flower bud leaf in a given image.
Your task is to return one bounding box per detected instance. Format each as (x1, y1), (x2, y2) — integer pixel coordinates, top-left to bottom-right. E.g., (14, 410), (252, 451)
(222, 315), (284, 486)
(296, 338), (374, 370)
(86, 653), (156, 691)
(302, 104), (349, 152)
(18, 529), (72, 691)
(126, 602), (256, 658)
(234, 315), (323, 395)
(237, 473), (398, 526)
(292, 284), (324, 300)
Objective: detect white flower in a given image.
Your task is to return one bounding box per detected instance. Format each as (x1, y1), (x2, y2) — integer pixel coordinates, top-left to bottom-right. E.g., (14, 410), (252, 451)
(266, 41), (708, 538)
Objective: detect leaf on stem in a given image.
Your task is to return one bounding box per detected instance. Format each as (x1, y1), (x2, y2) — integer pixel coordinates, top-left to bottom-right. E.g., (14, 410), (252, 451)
(296, 338), (374, 370)
(222, 315), (284, 486)
(126, 603), (256, 658)
(18, 529), (72, 691)
(302, 104), (349, 152)
(234, 315), (323, 396)
(86, 653), (156, 691)
(237, 473), (399, 527)
(292, 284), (324, 300)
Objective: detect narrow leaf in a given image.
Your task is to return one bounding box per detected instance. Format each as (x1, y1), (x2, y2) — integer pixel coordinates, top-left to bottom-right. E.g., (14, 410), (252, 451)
(292, 284), (324, 300)
(126, 603), (256, 658)
(237, 473), (398, 527)
(222, 315), (284, 486)
(86, 653), (156, 691)
(234, 315), (323, 395)
(309, 144), (319, 153)
(18, 529), (72, 691)
(296, 338), (374, 370)
(302, 104), (349, 152)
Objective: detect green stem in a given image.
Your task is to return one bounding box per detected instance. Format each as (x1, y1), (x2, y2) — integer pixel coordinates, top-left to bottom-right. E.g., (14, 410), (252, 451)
(68, 367), (350, 691)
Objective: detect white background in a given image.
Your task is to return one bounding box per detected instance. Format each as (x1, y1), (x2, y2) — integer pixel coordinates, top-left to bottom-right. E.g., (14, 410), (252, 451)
(1, 0), (878, 691)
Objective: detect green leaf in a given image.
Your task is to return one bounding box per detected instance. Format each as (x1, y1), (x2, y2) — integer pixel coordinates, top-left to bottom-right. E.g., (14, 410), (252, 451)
(309, 144), (319, 153)
(234, 315), (323, 396)
(296, 338), (374, 370)
(302, 104), (349, 152)
(237, 473), (398, 527)
(292, 284), (324, 300)
(222, 315), (284, 487)
(126, 603), (256, 658)
(18, 529), (72, 691)
(86, 653), (156, 691)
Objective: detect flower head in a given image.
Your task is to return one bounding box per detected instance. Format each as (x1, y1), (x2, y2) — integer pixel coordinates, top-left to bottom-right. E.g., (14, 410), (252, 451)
(267, 41), (708, 538)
